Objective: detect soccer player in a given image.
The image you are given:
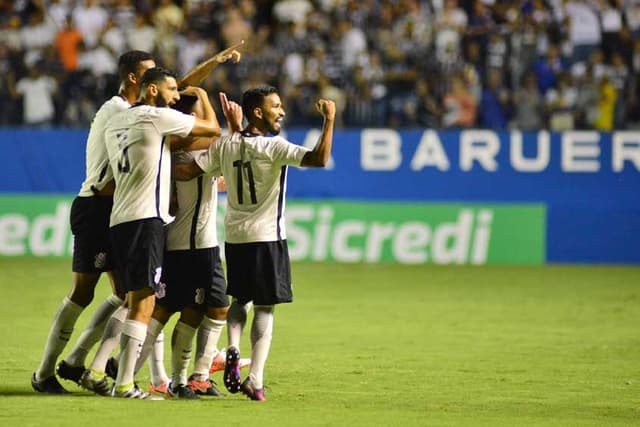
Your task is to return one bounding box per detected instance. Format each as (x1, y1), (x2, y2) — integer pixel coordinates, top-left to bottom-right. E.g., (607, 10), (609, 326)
(31, 50), (156, 394)
(126, 95), (241, 399)
(173, 86), (336, 401)
(104, 67), (221, 399)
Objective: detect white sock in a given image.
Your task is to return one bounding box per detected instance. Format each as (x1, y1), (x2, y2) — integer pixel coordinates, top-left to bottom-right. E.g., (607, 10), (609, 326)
(171, 321), (196, 386)
(36, 297), (84, 379)
(115, 320), (147, 390)
(249, 305), (274, 389)
(89, 305), (128, 374)
(64, 294), (123, 367)
(192, 317), (226, 381)
(149, 330), (170, 387)
(136, 321), (169, 387)
(227, 300), (251, 350)
(133, 317), (164, 376)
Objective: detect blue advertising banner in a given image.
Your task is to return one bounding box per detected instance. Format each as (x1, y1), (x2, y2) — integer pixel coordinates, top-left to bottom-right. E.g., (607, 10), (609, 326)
(0, 129), (638, 263)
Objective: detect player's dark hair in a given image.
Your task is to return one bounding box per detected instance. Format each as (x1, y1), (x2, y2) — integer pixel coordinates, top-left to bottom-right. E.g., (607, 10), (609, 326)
(140, 67), (177, 89)
(242, 85), (279, 121)
(117, 50), (154, 81)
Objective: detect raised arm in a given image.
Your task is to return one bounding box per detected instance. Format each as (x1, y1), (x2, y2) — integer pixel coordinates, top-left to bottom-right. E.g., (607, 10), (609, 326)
(170, 87), (220, 151)
(219, 92), (243, 133)
(178, 41), (244, 88)
(300, 99), (336, 167)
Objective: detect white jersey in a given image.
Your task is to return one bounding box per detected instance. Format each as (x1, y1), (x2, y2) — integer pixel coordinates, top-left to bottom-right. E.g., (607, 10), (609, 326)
(167, 150), (219, 251)
(195, 131), (309, 243)
(78, 95), (129, 196)
(105, 104), (195, 227)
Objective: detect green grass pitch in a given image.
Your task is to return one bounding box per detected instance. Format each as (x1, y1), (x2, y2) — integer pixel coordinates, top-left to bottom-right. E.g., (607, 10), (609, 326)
(1, 257), (639, 426)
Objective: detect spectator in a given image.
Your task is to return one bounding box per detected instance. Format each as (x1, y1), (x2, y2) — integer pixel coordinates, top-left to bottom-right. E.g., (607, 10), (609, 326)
(563, 0), (601, 64)
(20, 8), (56, 63)
(480, 68), (511, 129)
(465, 0), (495, 50)
(11, 62), (58, 128)
(111, 0), (136, 32)
(512, 71), (544, 130)
(625, 0), (640, 39)
(593, 75), (617, 130)
(599, 0), (623, 62)
(72, 0), (108, 49)
(545, 72), (578, 131)
(100, 17), (126, 56)
(573, 65), (599, 129)
(55, 15), (84, 72)
(533, 43), (567, 94)
(442, 73), (477, 128)
(609, 52), (628, 127)
(46, 0), (70, 31)
(0, 14), (23, 54)
(127, 12), (156, 54)
(434, 0), (468, 65)
(153, 0), (184, 63)
(413, 77), (442, 128)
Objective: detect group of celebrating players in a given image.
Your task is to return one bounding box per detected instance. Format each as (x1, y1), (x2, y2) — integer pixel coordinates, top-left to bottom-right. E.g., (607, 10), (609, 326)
(31, 42), (336, 401)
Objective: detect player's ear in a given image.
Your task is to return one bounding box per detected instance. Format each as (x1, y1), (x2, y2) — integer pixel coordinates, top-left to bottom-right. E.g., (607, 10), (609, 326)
(127, 72), (137, 85)
(148, 83), (158, 97)
(253, 107), (263, 120)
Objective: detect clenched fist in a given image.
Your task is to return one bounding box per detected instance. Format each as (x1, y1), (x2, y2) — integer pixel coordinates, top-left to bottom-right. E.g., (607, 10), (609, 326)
(316, 99), (336, 121)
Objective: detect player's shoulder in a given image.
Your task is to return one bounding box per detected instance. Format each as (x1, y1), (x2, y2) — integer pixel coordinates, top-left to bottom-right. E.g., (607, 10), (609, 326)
(242, 132), (287, 146)
(92, 96), (129, 129)
(98, 96), (130, 116)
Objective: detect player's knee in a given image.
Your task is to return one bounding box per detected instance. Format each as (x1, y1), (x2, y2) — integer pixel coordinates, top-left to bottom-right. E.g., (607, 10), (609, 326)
(206, 306), (229, 320)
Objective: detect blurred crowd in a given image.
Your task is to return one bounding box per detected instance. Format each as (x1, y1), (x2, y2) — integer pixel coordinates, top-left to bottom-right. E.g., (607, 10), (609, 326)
(1, 0), (640, 130)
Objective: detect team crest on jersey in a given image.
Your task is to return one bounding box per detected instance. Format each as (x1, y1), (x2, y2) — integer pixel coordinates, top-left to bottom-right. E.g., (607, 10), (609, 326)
(152, 267), (166, 298)
(94, 252), (107, 269)
(154, 281), (166, 299)
(195, 288), (205, 305)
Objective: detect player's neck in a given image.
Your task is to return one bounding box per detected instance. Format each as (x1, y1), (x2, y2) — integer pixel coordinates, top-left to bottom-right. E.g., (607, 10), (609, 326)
(119, 86), (139, 105)
(243, 125), (266, 137)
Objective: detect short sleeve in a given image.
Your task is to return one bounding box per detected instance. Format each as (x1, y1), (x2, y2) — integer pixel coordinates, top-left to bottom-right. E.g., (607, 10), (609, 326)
(264, 136), (310, 166)
(195, 142), (221, 176)
(156, 108), (196, 138)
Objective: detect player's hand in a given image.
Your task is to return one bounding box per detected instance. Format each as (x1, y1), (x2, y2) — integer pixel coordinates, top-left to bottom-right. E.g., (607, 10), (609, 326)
(217, 176), (227, 192)
(214, 40), (244, 64)
(316, 99), (336, 121)
(180, 86), (207, 98)
(219, 92), (243, 132)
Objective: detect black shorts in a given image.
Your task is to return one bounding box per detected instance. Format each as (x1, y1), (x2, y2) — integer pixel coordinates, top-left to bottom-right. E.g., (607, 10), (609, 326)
(110, 218), (166, 294)
(225, 240), (292, 305)
(157, 246), (229, 313)
(70, 195), (115, 273)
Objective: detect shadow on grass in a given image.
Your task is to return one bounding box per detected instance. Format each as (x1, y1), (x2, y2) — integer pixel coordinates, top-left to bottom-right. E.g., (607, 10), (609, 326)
(0, 386), (95, 397)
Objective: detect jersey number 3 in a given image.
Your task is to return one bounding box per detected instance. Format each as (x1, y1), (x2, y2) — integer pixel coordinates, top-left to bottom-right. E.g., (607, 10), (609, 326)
(116, 132), (131, 173)
(233, 159), (257, 204)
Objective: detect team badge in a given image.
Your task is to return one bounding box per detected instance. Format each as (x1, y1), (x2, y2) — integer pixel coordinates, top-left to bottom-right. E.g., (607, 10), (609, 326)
(94, 252), (107, 269)
(154, 281), (166, 299)
(195, 288), (205, 305)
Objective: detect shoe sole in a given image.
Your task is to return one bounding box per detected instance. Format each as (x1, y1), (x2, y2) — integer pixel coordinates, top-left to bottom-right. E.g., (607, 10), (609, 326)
(223, 347), (241, 393)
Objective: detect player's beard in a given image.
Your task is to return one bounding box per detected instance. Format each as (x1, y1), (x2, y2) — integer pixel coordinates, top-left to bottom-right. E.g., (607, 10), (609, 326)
(267, 119), (281, 135)
(156, 94), (168, 108)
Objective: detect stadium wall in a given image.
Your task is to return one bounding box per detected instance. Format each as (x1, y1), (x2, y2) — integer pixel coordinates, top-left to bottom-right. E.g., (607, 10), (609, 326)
(0, 129), (638, 264)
